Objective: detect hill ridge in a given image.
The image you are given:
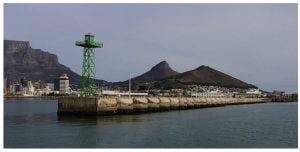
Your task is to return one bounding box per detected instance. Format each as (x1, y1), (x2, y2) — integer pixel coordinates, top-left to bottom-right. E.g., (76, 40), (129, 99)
(4, 40), (108, 87)
(155, 64), (256, 89)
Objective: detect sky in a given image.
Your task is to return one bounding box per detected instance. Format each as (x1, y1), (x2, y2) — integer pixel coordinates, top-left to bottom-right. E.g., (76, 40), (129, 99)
(4, 3), (298, 93)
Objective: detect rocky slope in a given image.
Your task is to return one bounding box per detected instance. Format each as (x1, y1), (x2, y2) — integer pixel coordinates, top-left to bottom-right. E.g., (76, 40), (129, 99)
(113, 61), (178, 88)
(131, 61), (178, 83)
(153, 65), (256, 89)
(4, 40), (256, 90)
(4, 40), (107, 86)
(113, 61), (256, 90)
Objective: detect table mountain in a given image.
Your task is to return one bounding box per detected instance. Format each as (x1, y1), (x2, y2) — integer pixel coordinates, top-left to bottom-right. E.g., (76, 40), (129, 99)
(4, 40), (108, 86)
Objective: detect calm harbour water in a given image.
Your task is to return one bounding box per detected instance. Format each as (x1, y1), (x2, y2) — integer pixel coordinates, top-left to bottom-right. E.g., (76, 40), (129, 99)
(4, 98), (298, 148)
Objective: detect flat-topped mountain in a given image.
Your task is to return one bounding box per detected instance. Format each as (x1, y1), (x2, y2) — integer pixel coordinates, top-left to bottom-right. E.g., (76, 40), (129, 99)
(4, 40), (107, 86)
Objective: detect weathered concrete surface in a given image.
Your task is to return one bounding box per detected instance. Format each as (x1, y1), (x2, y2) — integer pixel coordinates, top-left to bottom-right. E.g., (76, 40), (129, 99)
(133, 97), (148, 113)
(58, 97), (272, 115)
(186, 98), (195, 108)
(97, 97), (117, 115)
(58, 97), (97, 115)
(159, 97), (171, 111)
(133, 97), (148, 104)
(272, 96), (297, 102)
(179, 98), (188, 109)
(147, 97), (160, 111)
(194, 98), (202, 108)
(117, 98), (133, 114)
(170, 98), (180, 110)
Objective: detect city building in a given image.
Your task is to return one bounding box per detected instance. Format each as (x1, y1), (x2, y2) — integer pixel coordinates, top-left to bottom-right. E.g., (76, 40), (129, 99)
(59, 74), (70, 94)
(54, 78), (60, 91)
(20, 77), (27, 87)
(34, 80), (44, 90)
(26, 81), (35, 95)
(43, 85), (53, 95)
(47, 83), (54, 91)
(246, 88), (262, 95)
(101, 90), (148, 96)
(9, 83), (23, 95)
(272, 90), (285, 96)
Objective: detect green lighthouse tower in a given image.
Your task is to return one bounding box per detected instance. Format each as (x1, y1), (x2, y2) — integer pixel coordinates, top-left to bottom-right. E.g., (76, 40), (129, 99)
(76, 33), (103, 97)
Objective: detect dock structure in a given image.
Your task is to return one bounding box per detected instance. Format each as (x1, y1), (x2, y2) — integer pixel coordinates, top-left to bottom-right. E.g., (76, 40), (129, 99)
(65, 34), (278, 116)
(57, 97), (272, 115)
(272, 96), (298, 102)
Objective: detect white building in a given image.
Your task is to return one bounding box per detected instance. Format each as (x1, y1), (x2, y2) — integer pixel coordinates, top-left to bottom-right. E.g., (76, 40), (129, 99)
(101, 90), (148, 96)
(47, 83), (54, 91)
(26, 81), (35, 95)
(43, 85), (53, 94)
(246, 88), (262, 95)
(59, 74), (70, 94)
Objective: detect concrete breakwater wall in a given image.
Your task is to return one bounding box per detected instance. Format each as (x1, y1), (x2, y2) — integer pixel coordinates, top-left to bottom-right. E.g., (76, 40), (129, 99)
(272, 96), (298, 102)
(57, 97), (271, 115)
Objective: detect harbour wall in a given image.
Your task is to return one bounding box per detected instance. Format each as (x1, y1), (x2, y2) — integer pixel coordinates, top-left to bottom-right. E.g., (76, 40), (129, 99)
(272, 96), (298, 102)
(58, 97), (271, 115)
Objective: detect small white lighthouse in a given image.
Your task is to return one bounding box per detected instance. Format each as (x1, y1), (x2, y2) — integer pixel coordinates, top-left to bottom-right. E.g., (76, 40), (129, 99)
(59, 73), (70, 94)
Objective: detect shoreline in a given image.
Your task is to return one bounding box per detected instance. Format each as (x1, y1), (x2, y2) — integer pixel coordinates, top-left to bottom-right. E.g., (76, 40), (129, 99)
(4, 96), (58, 100)
(4, 96), (297, 102)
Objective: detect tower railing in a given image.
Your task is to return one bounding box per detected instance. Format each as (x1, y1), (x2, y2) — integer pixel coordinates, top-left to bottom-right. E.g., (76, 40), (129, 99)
(75, 41), (103, 48)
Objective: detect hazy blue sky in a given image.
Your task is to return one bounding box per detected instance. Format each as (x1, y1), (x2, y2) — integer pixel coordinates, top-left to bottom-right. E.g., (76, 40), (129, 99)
(4, 4), (298, 93)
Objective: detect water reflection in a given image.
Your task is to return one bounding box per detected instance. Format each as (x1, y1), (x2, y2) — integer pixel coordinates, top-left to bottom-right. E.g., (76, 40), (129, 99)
(57, 114), (153, 125)
(5, 113), (58, 126)
(4, 100), (298, 148)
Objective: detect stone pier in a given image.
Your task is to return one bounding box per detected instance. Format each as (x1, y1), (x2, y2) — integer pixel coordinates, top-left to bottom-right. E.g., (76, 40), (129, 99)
(58, 96), (272, 115)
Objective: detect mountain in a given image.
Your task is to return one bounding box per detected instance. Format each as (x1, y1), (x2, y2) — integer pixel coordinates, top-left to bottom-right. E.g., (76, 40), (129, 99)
(113, 61), (178, 88)
(4, 40), (257, 90)
(153, 65), (256, 89)
(131, 61), (178, 83)
(113, 61), (256, 90)
(4, 40), (108, 86)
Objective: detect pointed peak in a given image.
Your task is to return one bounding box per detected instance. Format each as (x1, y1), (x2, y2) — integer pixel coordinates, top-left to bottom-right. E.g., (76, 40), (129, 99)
(157, 60), (168, 66)
(151, 61), (170, 69)
(196, 65), (210, 70)
(126, 60), (178, 83)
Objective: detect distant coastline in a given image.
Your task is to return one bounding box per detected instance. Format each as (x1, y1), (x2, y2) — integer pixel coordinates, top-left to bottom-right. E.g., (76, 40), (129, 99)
(4, 96), (58, 100)
(4, 95), (297, 103)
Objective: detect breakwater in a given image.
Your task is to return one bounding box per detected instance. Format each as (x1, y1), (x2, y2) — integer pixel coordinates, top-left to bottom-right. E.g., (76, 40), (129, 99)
(272, 96), (298, 102)
(57, 97), (271, 115)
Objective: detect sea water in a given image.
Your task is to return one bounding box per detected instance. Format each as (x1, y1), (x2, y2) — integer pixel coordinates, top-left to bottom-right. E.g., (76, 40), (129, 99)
(4, 99), (298, 148)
